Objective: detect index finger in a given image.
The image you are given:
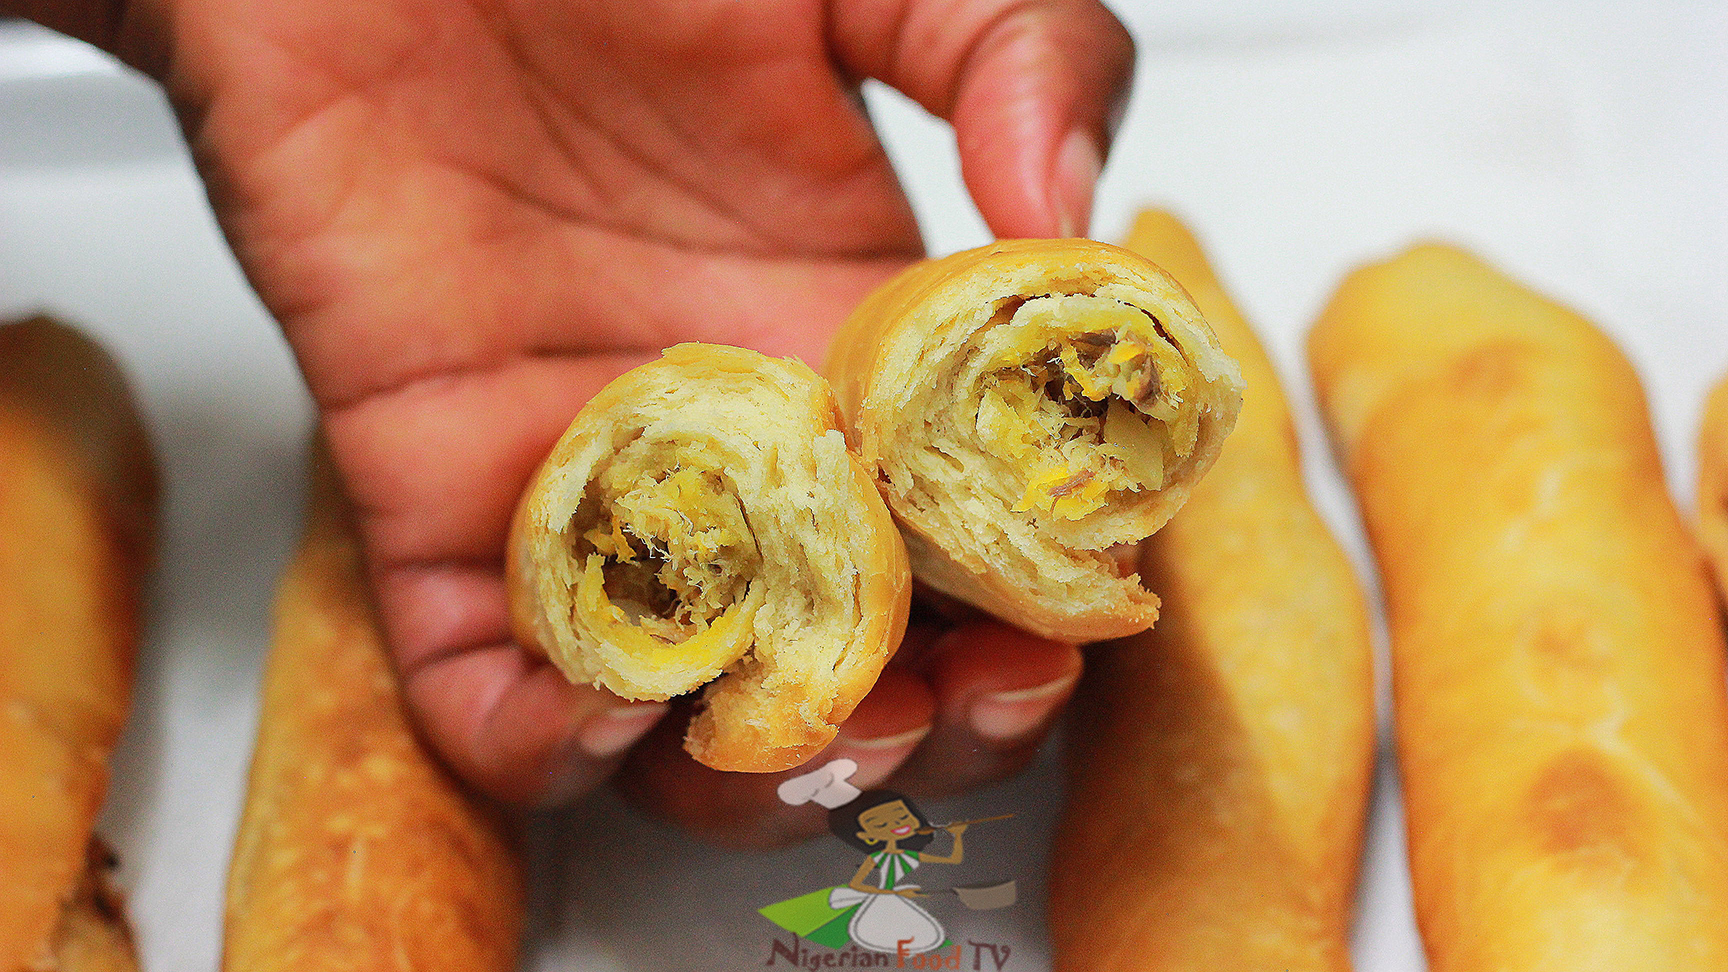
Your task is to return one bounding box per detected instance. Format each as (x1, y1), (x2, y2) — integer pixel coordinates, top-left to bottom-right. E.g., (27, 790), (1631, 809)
(830, 0), (1135, 239)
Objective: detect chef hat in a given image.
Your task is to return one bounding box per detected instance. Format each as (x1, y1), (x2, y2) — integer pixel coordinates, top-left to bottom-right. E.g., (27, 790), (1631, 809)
(776, 758), (862, 809)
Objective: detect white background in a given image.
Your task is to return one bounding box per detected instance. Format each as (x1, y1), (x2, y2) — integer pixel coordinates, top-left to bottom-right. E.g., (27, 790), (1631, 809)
(2, 1), (1725, 968)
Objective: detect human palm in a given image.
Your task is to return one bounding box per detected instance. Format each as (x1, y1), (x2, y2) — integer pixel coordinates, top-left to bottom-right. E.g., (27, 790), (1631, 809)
(100, 0), (1131, 831)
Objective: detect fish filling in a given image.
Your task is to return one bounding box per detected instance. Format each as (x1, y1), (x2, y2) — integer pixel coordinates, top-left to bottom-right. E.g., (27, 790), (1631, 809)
(973, 295), (1200, 521)
(566, 463), (761, 670)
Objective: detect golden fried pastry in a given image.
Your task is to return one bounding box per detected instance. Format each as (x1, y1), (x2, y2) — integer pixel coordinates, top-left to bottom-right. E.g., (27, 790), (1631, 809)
(1051, 212), (1375, 972)
(0, 316), (154, 972)
(224, 451), (524, 972)
(508, 344), (910, 772)
(1311, 244), (1728, 970)
(1698, 373), (1728, 600)
(826, 238), (1242, 642)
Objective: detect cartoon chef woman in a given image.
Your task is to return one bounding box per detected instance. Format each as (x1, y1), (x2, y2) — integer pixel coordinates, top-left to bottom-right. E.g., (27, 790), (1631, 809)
(777, 759), (965, 955)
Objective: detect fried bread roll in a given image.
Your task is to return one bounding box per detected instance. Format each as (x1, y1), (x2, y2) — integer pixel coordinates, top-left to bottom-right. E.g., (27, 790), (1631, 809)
(1051, 213), (1374, 971)
(508, 344), (910, 772)
(826, 238), (1242, 642)
(223, 451), (524, 971)
(0, 317), (154, 972)
(1699, 374), (1728, 600)
(1311, 245), (1728, 969)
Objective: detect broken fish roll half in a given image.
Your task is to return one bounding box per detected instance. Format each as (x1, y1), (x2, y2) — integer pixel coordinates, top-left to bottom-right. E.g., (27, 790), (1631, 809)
(508, 344), (912, 773)
(826, 239), (1243, 642)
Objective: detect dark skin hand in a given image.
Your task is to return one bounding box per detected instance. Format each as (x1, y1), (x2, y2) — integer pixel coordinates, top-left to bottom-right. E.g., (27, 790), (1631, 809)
(11, 0), (1128, 842)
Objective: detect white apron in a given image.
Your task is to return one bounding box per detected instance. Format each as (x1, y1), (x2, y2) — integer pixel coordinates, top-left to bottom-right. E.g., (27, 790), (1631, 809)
(827, 850), (944, 954)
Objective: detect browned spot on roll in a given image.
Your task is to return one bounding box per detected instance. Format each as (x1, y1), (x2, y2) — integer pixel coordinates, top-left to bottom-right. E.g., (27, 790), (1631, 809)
(1525, 601), (1609, 672)
(1528, 749), (1636, 862)
(1451, 340), (1535, 402)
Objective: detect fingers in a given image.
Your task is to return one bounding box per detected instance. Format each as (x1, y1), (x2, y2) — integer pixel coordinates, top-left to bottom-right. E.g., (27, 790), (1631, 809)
(885, 620), (1082, 800)
(399, 633), (666, 806)
(614, 665), (939, 848)
(371, 556), (671, 806)
(830, 0), (1135, 238)
(614, 617), (1080, 848)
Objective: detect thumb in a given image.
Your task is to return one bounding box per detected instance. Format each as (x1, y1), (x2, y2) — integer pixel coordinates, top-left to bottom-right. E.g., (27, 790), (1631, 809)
(830, 0), (1134, 239)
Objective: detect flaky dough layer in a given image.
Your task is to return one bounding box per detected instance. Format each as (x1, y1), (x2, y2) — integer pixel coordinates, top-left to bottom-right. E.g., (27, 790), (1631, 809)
(826, 239), (1242, 642)
(509, 344), (910, 772)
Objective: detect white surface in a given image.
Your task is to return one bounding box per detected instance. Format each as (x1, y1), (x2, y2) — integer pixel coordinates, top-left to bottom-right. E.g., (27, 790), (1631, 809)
(1, 2), (1724, 969)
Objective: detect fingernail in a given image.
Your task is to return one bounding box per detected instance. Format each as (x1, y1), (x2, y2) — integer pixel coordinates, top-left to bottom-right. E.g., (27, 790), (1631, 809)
(1053, 129), (1101, 239)
(969, 673), (1080, 742)
(578, 703), (667, 759)
(835, 724), (932, 788)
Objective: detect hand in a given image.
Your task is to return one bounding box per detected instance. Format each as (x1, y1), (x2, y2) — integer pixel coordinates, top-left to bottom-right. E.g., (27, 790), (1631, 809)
(65, 0), (1129, 821)
(945, 822), (970, 837)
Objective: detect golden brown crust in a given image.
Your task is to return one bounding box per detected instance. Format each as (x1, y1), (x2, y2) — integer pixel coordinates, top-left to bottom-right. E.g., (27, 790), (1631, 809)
(508, 343), (911, 772)
(1699, 374), (1728, 603)
(1310, 244), (1728, 969)
(0, 317), (157, 567)
(0, 316), (153, 972)
(1050, 213), (1374, 972)
(825, 238), (1242, 642)
(222, 452), (524, 972)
